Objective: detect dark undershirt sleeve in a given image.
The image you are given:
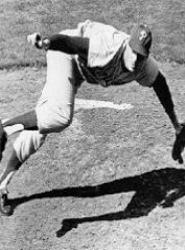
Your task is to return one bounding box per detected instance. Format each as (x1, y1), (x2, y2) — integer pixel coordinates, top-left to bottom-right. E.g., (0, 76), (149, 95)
(47, 34), (89, 60)
(152, 71), (180, 129)
(152, 71), (174, 114)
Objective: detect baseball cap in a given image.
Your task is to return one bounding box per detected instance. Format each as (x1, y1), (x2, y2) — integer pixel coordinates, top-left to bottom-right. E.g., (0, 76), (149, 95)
(129, 24), (152, 57)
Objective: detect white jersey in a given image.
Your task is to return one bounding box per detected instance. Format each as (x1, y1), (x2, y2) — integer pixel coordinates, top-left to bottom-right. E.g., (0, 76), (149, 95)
(62, 20), (159, 87)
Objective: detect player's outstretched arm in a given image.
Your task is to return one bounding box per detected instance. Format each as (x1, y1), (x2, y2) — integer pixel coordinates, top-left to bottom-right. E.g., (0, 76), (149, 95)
(152, 71), (181, 133)
(152, 71), (185, 163)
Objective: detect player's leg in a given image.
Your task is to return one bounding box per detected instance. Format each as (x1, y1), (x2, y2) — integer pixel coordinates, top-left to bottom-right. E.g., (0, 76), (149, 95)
(0, 130), (46, 215)
(36, 50), (83, 134)
(0, 51), (83, 215)
(0, 104), (46, 217)
(0, 49), (82, 153)
(0, 109), (38, 163)
(3, 110), (38, 130)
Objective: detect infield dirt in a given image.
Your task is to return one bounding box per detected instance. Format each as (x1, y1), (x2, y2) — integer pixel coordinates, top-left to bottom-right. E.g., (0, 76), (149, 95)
(0, 62), (185, 249)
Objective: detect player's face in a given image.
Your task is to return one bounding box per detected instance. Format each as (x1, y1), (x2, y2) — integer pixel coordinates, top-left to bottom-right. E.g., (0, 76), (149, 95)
(124, 43), (137, 72)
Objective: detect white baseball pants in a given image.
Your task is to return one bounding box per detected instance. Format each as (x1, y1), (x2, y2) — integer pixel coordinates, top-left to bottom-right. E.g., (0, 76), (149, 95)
(13, 51), (83, 162)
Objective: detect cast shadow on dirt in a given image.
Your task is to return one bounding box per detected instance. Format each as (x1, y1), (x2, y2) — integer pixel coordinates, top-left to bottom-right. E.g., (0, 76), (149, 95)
(9, 167), (185, 237)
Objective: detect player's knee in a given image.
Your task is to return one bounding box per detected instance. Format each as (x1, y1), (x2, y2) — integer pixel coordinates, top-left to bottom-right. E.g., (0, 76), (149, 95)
(39, 112), (73, 134)
(56, 111), (73, 132)
(36, 100), (74, 134)
(66, 112), (73, 126)
(60, 115), (72, 129)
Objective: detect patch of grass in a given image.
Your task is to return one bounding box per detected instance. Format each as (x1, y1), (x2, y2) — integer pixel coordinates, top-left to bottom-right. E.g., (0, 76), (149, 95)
(0, 0), (185, 69)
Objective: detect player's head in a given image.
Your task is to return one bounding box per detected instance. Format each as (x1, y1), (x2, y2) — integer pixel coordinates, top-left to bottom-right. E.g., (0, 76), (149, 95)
(129, 24), (152, 57)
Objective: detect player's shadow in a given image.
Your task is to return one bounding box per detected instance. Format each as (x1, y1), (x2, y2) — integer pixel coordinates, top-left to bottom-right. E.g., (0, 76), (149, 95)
(8, 167), (185, 237)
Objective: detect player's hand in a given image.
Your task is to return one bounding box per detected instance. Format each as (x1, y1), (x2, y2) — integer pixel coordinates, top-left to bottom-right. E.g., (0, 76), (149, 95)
(172, 123), (185, 164)
(27, 33), (42, 48)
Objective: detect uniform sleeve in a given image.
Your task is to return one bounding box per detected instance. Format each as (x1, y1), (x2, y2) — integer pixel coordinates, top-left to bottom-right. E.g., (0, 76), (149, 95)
(152, 72), (180, 130)
(135, 56), (159, 87)
(47, 34), (89, 57)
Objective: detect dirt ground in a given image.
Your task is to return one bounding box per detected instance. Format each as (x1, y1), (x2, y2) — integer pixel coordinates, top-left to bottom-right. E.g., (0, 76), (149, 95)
(0, 62), (185, 250)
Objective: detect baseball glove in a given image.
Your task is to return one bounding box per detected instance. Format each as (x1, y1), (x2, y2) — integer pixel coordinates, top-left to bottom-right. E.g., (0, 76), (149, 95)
(172, 124), (185, 164)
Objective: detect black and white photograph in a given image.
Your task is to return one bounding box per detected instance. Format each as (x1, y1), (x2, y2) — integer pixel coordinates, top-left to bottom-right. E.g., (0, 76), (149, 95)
(0, 0), (185, 249)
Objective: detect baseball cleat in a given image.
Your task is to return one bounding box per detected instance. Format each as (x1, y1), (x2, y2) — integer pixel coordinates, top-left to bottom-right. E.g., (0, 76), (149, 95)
(0, 119), (7, 161)
(0, 192), (13, 216)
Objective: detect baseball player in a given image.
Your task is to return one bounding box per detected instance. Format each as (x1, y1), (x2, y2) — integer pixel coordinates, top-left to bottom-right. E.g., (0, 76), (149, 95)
(0, 20), (182, 216)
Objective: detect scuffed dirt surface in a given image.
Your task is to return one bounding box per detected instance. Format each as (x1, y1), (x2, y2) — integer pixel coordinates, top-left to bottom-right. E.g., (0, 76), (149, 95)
(0, 63), (185, 249)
